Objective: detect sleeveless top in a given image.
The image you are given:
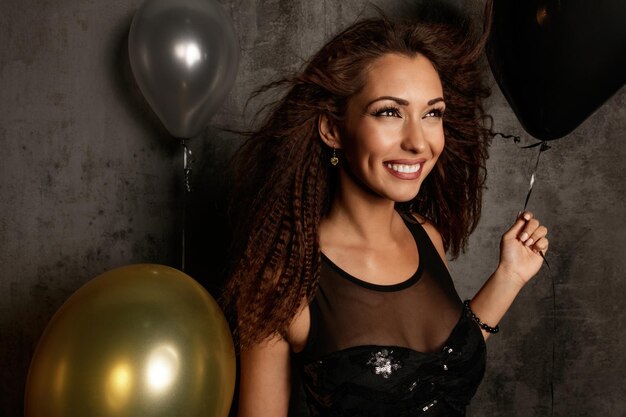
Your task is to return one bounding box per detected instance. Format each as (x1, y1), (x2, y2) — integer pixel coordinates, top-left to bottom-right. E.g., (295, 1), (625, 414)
(293, 216), (486, 417)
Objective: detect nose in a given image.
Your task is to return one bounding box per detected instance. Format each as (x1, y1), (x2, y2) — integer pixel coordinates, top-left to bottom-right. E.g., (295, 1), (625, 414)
(401, 118), (427, 153)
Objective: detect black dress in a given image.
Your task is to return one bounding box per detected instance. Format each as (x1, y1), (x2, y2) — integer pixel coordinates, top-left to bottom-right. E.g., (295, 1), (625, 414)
(293, 216), (486, 417)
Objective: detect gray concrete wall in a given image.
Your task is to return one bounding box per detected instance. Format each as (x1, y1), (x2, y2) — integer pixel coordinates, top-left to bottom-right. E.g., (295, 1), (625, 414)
(2, 0), (625, 416)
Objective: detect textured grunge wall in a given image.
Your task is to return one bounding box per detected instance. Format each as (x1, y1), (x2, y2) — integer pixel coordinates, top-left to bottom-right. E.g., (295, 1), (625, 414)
(1, 0), (625, 416)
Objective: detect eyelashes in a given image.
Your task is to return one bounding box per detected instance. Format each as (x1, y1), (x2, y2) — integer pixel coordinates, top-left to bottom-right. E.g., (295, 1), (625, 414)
(424, 107), (445, 118)
(371, 106), (401, 118)
(370, 105), (445, 119)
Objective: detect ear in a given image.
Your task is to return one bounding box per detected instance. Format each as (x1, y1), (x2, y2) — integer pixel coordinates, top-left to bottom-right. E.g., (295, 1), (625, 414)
(318, 113), (342, 149)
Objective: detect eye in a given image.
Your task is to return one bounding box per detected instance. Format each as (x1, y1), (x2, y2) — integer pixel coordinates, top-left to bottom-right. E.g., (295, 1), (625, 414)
(424, 107), (445, 119)
(372, 106), (401, 118)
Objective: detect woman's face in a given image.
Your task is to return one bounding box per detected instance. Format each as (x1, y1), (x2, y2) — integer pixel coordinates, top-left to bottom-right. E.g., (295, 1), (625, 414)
(338, 53), (445, 203)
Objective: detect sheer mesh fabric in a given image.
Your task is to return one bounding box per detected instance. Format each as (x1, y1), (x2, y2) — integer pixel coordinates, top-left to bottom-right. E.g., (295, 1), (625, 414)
(294, 216), (486, 416)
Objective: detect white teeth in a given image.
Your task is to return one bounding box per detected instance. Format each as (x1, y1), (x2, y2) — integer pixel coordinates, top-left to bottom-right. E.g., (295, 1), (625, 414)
(386, 163), (421, 173)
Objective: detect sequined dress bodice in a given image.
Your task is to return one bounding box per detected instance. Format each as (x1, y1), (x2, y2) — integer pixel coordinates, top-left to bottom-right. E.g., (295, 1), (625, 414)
(294, 216), (486, 416)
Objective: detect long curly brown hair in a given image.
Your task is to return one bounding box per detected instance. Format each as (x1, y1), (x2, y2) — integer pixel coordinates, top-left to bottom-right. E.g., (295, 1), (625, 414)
(221, 6), (493, 350)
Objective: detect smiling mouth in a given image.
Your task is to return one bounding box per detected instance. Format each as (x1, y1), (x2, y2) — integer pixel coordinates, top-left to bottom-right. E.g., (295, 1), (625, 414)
(385, 163), (421, 173)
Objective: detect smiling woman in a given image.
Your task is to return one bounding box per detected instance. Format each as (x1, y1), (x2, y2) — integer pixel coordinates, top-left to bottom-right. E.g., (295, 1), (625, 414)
(221, 5), (549, 417)
(318, 53), (446, 206)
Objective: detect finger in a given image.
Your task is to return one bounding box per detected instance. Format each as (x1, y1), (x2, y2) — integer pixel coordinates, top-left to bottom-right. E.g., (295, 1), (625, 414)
(518, 218), (540, 243)
(504, 211), (534, 239)
(525, 225), (548, 247)
(531, 237), (549, 254)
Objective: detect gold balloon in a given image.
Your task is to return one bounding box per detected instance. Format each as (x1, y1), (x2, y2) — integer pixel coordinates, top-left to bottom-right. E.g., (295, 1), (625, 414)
(25, 264), (236, 417)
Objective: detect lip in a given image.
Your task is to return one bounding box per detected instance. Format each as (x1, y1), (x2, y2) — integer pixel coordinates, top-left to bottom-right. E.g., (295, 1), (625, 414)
(383, 159), (427, 180)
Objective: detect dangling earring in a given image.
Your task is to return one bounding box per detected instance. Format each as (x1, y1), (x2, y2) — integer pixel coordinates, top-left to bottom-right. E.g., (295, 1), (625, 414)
(330, 147), (339, 166)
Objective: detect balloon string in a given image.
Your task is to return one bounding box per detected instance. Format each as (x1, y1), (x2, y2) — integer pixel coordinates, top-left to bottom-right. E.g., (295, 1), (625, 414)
(523, 141), (550, 212)
(183, 140), (194, 193)
(493, 132), (551, 268)
(491, 131), (547, 149)
(181, 140), (194, 271)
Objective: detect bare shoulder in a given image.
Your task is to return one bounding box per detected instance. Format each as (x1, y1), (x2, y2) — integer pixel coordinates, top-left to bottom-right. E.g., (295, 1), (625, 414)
(409, 213), (449, 267)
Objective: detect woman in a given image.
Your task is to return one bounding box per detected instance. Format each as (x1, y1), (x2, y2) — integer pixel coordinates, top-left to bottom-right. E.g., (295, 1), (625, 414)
(222, 9), (549, 417)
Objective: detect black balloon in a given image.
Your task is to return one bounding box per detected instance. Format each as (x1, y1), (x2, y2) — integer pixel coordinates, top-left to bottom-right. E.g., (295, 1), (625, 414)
(486, 0), (626, 141)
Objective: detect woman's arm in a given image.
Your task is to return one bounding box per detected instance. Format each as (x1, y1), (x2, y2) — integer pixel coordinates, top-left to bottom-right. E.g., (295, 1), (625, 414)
(418, 211), (549, 341)
(469, 211), (549, 340)
(237, 334), (292, 417)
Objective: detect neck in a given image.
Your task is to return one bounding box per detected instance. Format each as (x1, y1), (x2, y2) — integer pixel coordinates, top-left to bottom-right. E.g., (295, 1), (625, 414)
(322, 188), (404, 246)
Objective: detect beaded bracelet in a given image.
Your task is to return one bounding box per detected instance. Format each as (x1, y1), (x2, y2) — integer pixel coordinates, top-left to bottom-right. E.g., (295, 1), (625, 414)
(463, 299), (500, 334)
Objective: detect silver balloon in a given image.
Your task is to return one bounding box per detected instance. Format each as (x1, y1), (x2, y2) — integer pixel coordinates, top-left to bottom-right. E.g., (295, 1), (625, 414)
(128, 0), (239, 139)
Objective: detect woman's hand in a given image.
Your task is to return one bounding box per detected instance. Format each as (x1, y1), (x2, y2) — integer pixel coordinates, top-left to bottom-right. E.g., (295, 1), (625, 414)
(497, 211), (549, 287)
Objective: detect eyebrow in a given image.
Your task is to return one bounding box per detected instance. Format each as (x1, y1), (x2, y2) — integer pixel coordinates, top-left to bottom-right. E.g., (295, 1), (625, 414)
(427, 97), (445, 105)
(365, 96), (445, 107)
